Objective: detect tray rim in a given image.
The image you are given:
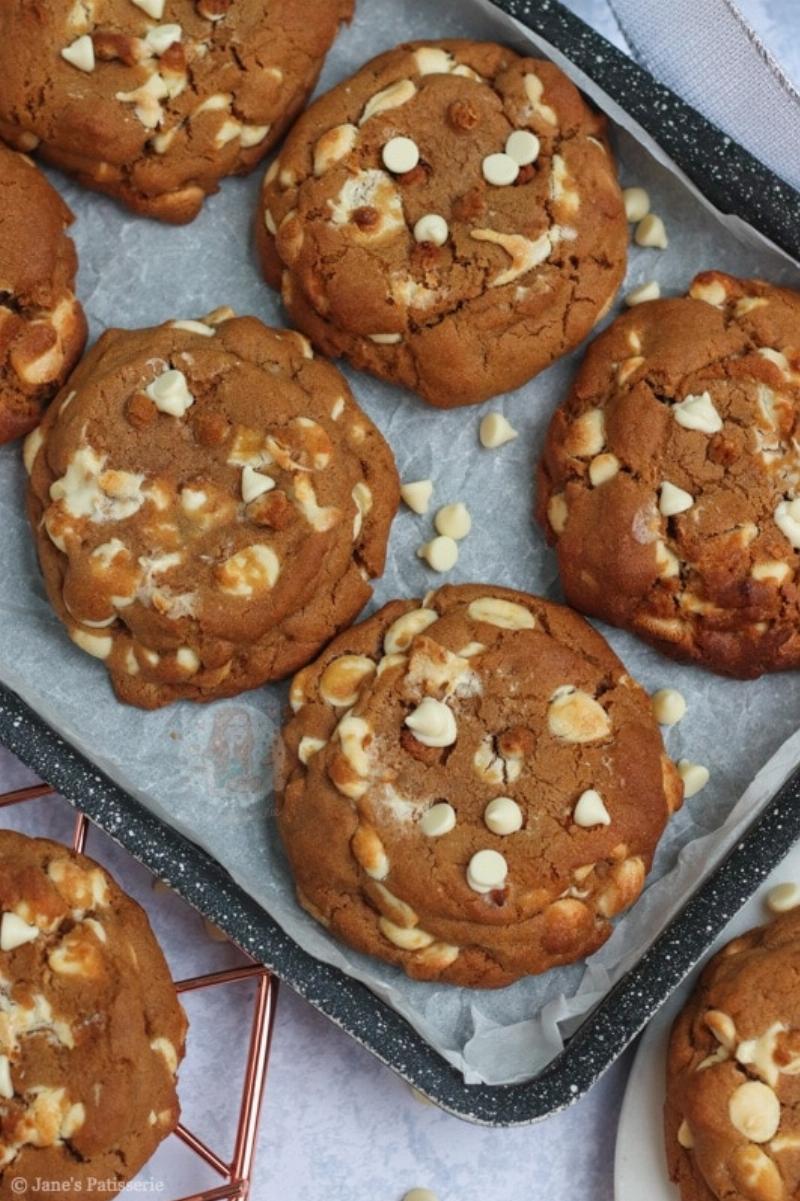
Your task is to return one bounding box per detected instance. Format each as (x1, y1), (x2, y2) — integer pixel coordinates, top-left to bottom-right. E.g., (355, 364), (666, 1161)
(3, 0), (800, 1127)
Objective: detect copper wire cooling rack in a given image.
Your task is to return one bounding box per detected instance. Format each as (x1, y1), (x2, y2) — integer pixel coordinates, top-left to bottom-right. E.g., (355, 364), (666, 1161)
(0, 781), (278, 1201)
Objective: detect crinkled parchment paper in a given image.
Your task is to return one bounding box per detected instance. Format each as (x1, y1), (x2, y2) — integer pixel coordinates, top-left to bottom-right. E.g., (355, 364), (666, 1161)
(1, 0), (799, 1086)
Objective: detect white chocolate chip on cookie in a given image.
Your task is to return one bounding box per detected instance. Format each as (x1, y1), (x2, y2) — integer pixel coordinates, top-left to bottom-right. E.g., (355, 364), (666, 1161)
(319, 655), (376, 708)
(484, 796), (523, 835)
(405, 697), (457, 748)
(482, 152), (519, 187)
(573, 789), (611, 828)
(589, 453), (620, 486)
(241, 465), (275, 504)
(382, 136), (420, 175)
(1, 912), (40, 951)
(659, 481), (694, 516)
(61, 35), (95, 73)
(479, 412), (518, 448)
(548, 687), (611, 743)
(413, 214), (449, 246)
(505, 129), (540, 165)
(728, 1081), (780, 1143)
(774, 499), (800, 548)
(467, 849), (508, 893)
(384, 608), (438, 654)
(146, 369), (195, 418)
(673, 391), (723, 434)
(419, 802), (456, 838)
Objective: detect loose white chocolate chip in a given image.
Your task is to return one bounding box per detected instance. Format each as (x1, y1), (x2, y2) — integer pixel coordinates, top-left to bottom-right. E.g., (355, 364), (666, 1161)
(467, 849), (508, 894)
(479, 412), (518, 448)
(417, 535), (458, 572)
(634, 213), (668, 249)
(678, 759), (710, 798)
(131, 0), (165, 16)
(484, 796), (523, 836)
(652, 688), (687, 726)
(419, 803), (456, 838)
(384, 608), (438, 655)
(729, 1081), (781, 1143)
(573, 789), (611, 828)
(774, 499), (800, 548)
(622, 186), (650, 223)
(1, 912), (40, 952)
(673, 391), (723, 434)
(482, 152), (519, 187)
(241, 465), (275, 504)
(61, 35), (95, 72)
(413, 214), (449, 246)
(505, 129), (540, 165)
(402, 1191), (439, 1201)
(467, 597), (535, 630)
(589, 453), (620, 486)
(625, 280), (661, 306)
(146, 369), (195, 417)
(434, 503), (471, 541)
(401, 479), (433, 514)
(382, 136), (419, 175)
(405, 697), (457, 748)
(767, 883), (800, 914)
(659, 482), (694, 517)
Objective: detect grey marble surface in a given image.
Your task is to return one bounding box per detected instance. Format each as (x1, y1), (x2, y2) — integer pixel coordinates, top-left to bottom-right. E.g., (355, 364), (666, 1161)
(1, 2), (798, 1200)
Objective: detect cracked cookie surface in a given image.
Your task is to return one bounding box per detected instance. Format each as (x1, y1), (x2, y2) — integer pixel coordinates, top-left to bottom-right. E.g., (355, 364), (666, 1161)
(0, 830), (186, 1198)
(0, 0), (353, 224)
(278, 583), (681, 988)
(0, 145), (86, 444)
(25, 312), (399, 709)
(257, 39), (628, 409)
(537, 271), (800, 679)
(665, 910), (800, 1201)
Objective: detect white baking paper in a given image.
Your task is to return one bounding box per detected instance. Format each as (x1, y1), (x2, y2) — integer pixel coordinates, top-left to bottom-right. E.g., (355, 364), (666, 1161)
(1, 0), (799, 1087)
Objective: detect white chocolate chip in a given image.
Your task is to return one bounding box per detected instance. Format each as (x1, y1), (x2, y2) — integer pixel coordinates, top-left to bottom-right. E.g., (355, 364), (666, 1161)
(573, 789), (611, 828)
(0, 912), (39, 952)
(548, 687), (611, 743)
(176, 647), (199, 674)
(384, 608), (439, 655)
(360, 79), (417, 125)
(0, 1056), (12, 1100)
(313, 123), (359, 175)
(402, 1191), (439, 1201)
(728, 1081), (780, 1143)
(634, 213), (668, 249)
(413, 214), (449, 246)
(652, 688), (686, 726)
(419, 802), (456, 838)
(241, 124), (270, 149)
(467, 597), (535, 630)
(131, 0), (165, 16)
(622, 186), (650, 223)
(298, 736), (326, 765)
(401, 479), (433, 514)
(378, 918), (434, 951)
(659, 481), (694, 517)
(146, 369), (195, 417)
(145, 23), (182, 55)
(589, 453), (620, 486)
(171, 319), (215, 336)
(751, 560), (792, 583)
(417, 535), (458, 572)
(482, 152), (519, 187)
(677, 1120), (694, 1149)
(479, 412), (518, 449)
(547, 494), (568, 534)
(678, 759), (710, 798)
(70, 628), (114, 660)
(241, 465), (275, 504)
(523, 72), (557, 124)
(767, 882), (800, 914)
(774, 499), (800, 548)
(467, 849), (508, 894)
(484, 796), (523, 836)
(217, 544), (280, 597)
(23, 426), (44, 476)
(61, 34), (95, 72)
(434, 503), (471, 541)
(505, 129), (540, 165)
(382, 135), (419, 174)
(405, 698), (457, 748)
(319, 655), (376, 708)
(625, 280), (661, 306)
(673, 391), (723, 434)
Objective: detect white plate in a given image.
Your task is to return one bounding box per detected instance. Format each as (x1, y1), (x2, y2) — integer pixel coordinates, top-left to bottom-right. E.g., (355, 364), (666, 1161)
(614, 840), (800, 1201)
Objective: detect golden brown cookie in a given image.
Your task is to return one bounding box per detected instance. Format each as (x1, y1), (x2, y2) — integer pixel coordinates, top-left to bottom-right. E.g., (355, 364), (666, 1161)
(537, 271), (800, 679)
(24, 311), (399, 708)
(277, 583), (682, 988)
(257, 39), (628, 409)
(0, 0), (353, 224)
(0, 145), (86, 445)
(0, 830), (186, 1198)
(665, 909), (800, 1201)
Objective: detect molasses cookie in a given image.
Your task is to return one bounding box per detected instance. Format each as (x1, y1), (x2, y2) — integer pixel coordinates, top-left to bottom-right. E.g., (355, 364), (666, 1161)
(0, 830), (186, 1197)
(278, 583), (682, 988)
(0, 0), (353, 224)
(665, 909), (800, 1201)
(24, 311), (399, 708)
(0, 145), (86, 444)
(538, 271), (800, 679)
(257, 39), (628, 409)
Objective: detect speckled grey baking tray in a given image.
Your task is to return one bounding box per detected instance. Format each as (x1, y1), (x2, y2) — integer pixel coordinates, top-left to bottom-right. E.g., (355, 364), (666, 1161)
(2, 0), (800, 1126)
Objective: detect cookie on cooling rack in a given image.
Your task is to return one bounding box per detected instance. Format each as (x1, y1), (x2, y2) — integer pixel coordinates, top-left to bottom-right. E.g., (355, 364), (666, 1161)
(0, 829), (186, 1197)
(277, 583), (682, 988)
(665, 908), (800, 1201)
(257, 39), (628, 409)
(537, 271), (800, 679)
(0, 0), (352, 224)
(24, 311), (399, 708)
(0, 144), (86, 444)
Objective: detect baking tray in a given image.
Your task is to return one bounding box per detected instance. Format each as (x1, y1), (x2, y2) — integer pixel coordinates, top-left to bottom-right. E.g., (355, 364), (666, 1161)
(2, 0), (800, 1125)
